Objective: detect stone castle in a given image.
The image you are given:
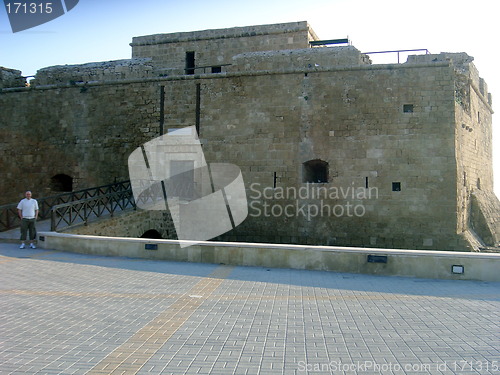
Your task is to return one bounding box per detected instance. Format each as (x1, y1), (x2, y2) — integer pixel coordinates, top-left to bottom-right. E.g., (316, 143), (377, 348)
(1, 21), (499, 251)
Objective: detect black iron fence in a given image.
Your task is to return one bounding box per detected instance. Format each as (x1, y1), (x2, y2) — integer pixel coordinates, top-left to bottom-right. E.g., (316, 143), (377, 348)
(50, 189), (135, 231)
(362, 49), (431, 64)
(0, 180), (132, 232)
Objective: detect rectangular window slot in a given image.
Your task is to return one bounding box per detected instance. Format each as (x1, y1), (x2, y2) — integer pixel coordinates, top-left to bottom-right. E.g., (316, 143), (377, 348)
(367, 255), (388, 263)
(403, 104), (414, 113)
(365, 177), (369, 189)
(392, 182), (401, 191)
(195, 83), (201, 135)
(185, 51), (195, 75)
(145, 244), (158, 251)
(211, 66), (222, 73)
(159, 86), (165, 135)
(39, 236), (45, 242)
(451, 265), (464, 274)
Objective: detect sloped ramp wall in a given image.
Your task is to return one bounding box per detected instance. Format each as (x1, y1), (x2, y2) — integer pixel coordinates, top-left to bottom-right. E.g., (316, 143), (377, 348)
(62, 209), (177, 240)
(470, 190), (500, 247)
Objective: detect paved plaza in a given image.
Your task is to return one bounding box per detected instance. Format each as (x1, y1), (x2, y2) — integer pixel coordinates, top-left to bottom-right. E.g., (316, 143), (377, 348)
(0, 241), (498, 374)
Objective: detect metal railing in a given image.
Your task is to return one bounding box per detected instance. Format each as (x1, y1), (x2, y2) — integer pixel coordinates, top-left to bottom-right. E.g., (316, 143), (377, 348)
(0, 180), (132, 232)
(50, 189), (135, 231)
(363, 49), (431, 64)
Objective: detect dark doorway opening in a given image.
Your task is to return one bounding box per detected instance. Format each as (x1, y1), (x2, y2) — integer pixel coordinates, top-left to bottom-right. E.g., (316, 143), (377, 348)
(140, 229), (163, 239)
(303, 160), (329, 183)
(50, 174), (73, 192)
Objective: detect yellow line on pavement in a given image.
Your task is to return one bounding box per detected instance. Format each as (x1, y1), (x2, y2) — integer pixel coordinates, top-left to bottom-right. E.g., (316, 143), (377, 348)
(88, 265), (234, 375)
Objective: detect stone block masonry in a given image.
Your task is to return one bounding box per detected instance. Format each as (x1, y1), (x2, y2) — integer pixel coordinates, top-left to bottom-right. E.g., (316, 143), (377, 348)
(63, 209), (177, 240)
(0, 66), (25, 88)
(32, 58), (158, 86)
(0, 79), (162, 203)
(1, 21), (498, 251)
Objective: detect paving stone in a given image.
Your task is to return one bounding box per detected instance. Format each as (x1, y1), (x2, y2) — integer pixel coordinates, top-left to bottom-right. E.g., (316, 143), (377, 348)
(0, 243), (499, 374)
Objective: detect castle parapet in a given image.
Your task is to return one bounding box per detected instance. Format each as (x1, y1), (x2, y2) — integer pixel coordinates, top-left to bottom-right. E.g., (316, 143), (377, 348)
(31, 58), (157, 86)
(231, 46), (371, 73)
(407, 52), (492, 108)
(0, 67), (26, 88)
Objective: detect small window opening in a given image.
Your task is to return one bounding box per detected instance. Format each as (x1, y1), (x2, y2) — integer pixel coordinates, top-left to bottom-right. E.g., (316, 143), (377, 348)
(50, 174), (73, 192)
(477, 178), (481, 190)
(365, 177), (369, 189)
(303, 159), (328, 183)
(185, 51), (195, 75)
(392, 182), (401, 192)
(140, 229), (162, 239)
(403, 104), (414, 113)
(211, 66), (222, 73)
(464, 172), (467, 187)
(169, 160), (195, 199)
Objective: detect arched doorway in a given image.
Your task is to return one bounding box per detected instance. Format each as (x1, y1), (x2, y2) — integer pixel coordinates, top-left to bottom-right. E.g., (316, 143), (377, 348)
(303, 159), (328, 183)
(140, 229), (163, 239)
(50, 174), (73, 192)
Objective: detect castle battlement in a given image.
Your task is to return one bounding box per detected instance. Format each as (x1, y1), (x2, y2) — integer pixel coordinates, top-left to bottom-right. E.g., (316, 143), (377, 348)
(231, 46), (371, 72)
(0, 66), (26, 88)
(130, 21), (317, 46)
(407, 52), (492, 108)
(31, 58), (157, 86)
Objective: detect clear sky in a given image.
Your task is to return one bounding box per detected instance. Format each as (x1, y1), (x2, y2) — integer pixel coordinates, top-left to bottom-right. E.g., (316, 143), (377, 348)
(1, 0), (499, 196)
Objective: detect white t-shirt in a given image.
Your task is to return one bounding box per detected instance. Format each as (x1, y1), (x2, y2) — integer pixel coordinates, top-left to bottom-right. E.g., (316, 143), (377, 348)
(17, 198), (39, 219)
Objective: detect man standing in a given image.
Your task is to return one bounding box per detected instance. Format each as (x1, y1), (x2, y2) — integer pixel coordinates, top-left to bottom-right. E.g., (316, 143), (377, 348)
(17, 191), (39, 249)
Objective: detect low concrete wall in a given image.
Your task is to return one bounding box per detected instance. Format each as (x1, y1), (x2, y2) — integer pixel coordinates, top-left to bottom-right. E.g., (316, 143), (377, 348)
(38, 232), (500, 282)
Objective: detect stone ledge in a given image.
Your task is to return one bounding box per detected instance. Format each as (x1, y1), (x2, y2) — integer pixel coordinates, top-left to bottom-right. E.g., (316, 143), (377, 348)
(0, 61), (452, 93)
(38, 232), (500, 282)
(130, 21), (311, 46)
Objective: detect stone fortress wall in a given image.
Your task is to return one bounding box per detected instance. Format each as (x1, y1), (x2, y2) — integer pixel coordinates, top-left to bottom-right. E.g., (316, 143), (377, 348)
(1, 21), (498, 251)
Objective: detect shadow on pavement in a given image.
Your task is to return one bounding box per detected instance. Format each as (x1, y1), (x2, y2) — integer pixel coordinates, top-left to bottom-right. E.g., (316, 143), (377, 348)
(0, 241), (498, 302)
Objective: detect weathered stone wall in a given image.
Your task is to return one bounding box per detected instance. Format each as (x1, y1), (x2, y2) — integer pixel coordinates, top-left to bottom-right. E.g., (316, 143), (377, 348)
(439, 53), (500, 247)
(195, 57), (464, 250)
(0, 80), (162, 203)
(32, 59), (157, 86)
(0, 67), (26, 88)
(131, 21), (318, 76)
(63, 209), (177, 239)
(231, 46), (371, 72)
(470, 190), (500, 247)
